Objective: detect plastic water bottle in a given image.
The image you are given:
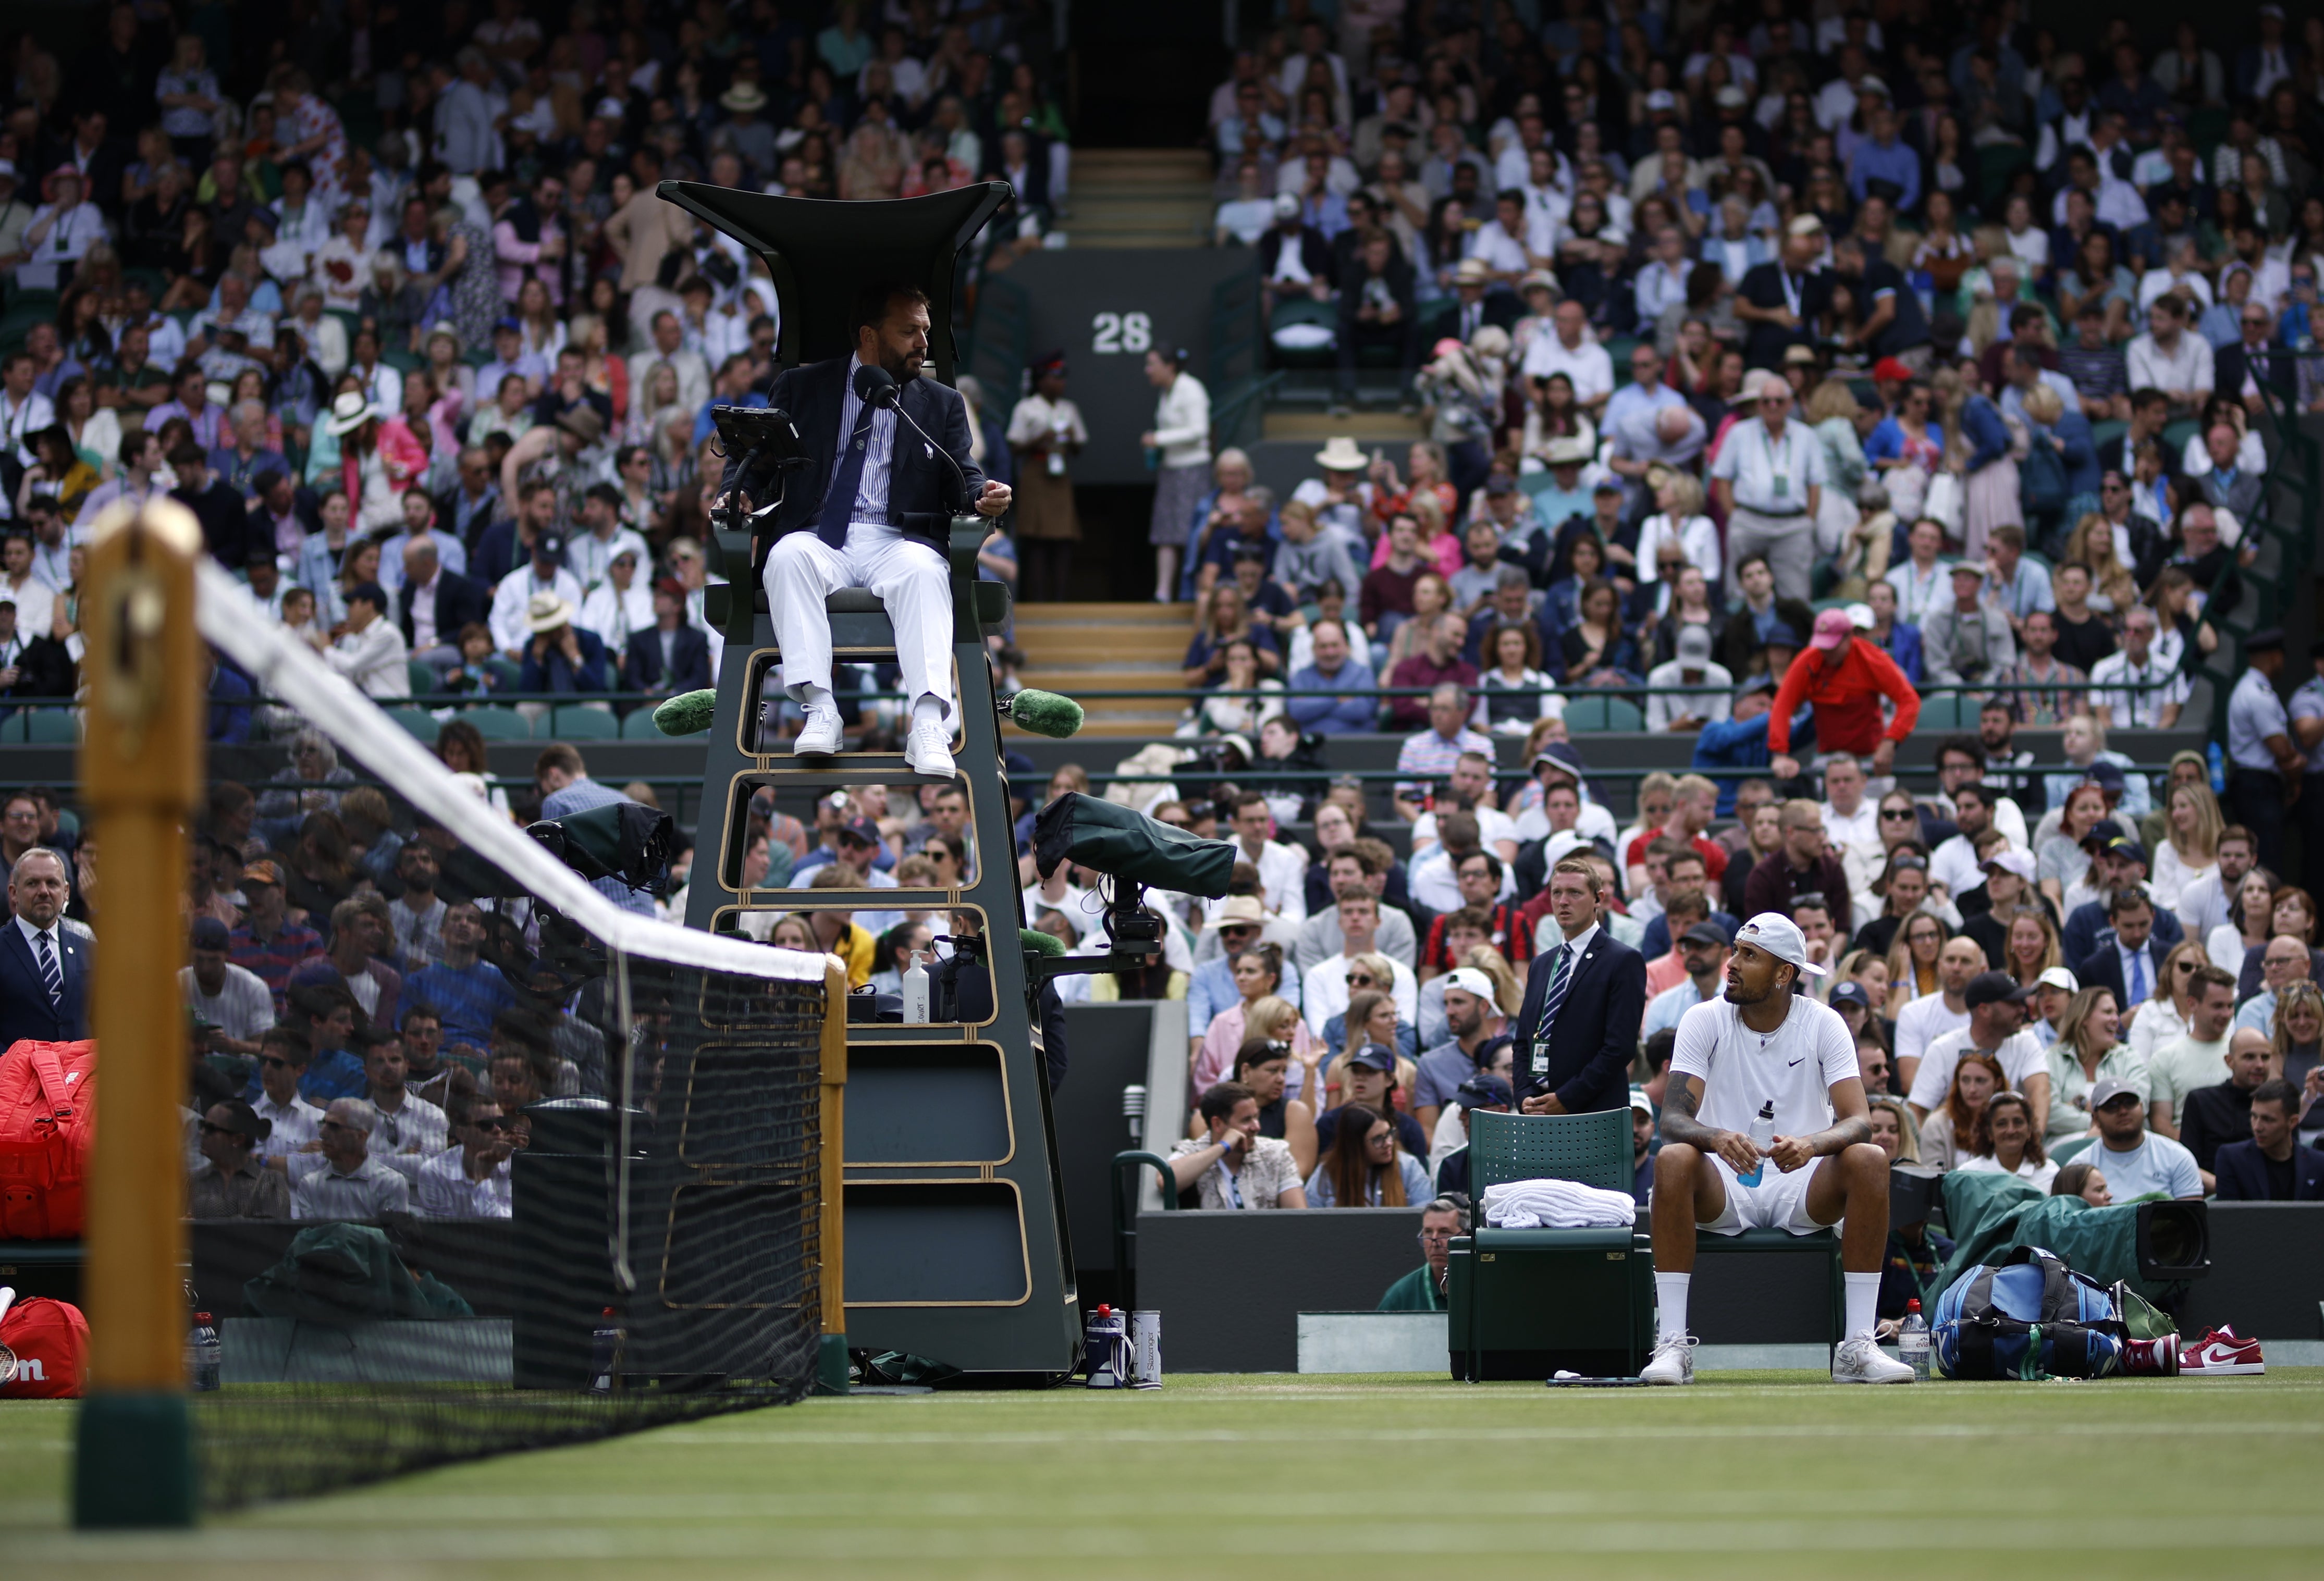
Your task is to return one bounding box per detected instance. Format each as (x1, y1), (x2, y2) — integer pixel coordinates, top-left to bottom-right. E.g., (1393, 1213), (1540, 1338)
(589, 1307), (623, 1395)
(901, 950), (930, 1024)
(1736, 1101), (1776, 1188)
(1900, 1298), (1930, 1382)
(2207, 742), (2225, 795)
(187, 1313), (221, 1391)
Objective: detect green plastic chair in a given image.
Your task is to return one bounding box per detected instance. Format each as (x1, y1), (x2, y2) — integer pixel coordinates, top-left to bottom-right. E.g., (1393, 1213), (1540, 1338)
(407, 659), (441, 698)
(2050, 1134), (2096, 1166)
(548, 705), (621, 740)
(486, 656), (523, 690)
(1469, 1108), (1632, 1194)
(462, 705), (533, 740)
(386, 706), (439, 741)
(1564, 694), (1644, 732)
(19, 709), (78, 744)
(1915, 693), (1973, 731)
(623, 705), (699, 739)
(1448, 1107), (1651, 1380)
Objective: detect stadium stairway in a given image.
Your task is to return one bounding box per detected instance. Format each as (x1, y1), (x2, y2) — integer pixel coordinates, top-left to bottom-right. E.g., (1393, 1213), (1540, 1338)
(1007, 601), (1194, 736)
(1054, 150), (1214, 248)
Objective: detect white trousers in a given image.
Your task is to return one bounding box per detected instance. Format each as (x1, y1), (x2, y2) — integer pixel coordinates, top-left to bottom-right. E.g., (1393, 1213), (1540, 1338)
(764, 524), (955, 726)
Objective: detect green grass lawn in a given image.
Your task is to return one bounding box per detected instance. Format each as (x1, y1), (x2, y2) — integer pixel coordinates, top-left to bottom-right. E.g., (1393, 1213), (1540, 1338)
(8, 1372), (2324, 1578)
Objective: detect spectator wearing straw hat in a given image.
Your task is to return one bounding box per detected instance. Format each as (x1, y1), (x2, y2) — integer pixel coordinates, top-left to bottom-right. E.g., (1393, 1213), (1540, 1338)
(326, 389), (429, 535)
(518, 591), (610, 695)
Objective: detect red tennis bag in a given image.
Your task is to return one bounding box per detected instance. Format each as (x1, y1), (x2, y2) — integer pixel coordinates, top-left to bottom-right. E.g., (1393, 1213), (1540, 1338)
(0, 1296), (91, 1398)
(0, 1039), (99, 1239)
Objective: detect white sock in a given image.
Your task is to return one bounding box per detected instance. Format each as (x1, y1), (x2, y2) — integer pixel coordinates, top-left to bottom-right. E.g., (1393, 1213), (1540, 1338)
(796, 685), (837, 715)
(1654, 1273), (1691, 1342)
(911, 693), (946, 729)
(1844, 1273), (1880, 1340)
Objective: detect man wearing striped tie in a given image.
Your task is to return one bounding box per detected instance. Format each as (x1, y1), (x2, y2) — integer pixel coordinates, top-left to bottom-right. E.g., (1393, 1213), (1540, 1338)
(1512, 855), (1647, 1118)
(0, 848), (91, 1048)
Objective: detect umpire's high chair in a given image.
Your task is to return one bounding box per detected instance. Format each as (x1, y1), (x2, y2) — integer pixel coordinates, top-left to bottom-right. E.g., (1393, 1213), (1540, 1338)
(673, 179), (1081, 1382)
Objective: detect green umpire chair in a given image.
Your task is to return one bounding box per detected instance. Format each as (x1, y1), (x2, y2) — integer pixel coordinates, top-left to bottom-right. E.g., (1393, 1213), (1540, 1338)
(1446, 1107), (1653, 1380)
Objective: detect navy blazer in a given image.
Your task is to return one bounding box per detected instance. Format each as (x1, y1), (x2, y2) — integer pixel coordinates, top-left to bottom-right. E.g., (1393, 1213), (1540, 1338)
(624, 623), (712, 694)
(0, 919), (91, 1047)
(2072, 936), (2176, 1014)
(398, 570), (491, 650)
(2062, 899), (2182, 974)
(2212, 1139), (2324, 1201)
(1510, 923), (1647, 1114)
(764, 356), (987, 551)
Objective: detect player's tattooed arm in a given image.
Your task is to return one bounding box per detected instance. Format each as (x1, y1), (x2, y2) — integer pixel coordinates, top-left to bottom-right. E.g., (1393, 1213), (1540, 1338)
(1657, 1074), (1716, 1152)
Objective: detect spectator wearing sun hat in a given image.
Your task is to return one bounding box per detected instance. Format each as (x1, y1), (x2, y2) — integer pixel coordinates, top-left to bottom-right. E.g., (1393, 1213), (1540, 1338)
(517, 590), (610, 695)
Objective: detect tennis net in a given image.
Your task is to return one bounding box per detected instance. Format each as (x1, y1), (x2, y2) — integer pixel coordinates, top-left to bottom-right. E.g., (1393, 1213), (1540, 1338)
(187, 565), (829, 1509)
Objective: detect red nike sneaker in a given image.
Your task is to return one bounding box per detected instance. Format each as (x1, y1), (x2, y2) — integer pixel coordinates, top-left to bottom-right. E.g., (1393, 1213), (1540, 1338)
(2122, 1335), (2179, 1376)
(2179, 1326), (2266, 1377)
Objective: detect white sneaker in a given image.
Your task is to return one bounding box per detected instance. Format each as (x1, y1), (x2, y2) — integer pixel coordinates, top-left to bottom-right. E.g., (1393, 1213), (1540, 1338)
(1832, 1334), (1916, 1384)
(904, 720), (956, 778)
(1640, 1333), (1696, 1385)
(792, 708), (843, 756)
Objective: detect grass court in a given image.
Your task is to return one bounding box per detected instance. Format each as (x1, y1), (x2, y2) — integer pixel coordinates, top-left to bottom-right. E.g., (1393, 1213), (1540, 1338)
(6, 1369), (2322, 1578)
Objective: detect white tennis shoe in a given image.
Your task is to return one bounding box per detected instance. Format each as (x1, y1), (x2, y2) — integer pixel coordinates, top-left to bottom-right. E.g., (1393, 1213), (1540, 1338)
(1832, 1334), (1916, 1383)
(1640, 1333), (1696, 1385)
(793, 707), (843, 756)
(904, 720), (956, 778)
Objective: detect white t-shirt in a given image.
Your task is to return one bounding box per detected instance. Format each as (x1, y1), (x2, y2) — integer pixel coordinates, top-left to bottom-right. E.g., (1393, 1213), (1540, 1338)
(1669, 993), (1859, 1139)
(1894, 992), (1970, 1078)
(1906, 1027), (2046, 1112)
(1954, 1153), (2060, 1191)
(2146, 1033), (2230, 1113)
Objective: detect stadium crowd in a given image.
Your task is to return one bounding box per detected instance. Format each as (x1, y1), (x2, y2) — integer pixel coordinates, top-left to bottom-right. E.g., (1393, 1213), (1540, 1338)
(0, 1), (2319, 1266)
(0, 0), (1065, 723)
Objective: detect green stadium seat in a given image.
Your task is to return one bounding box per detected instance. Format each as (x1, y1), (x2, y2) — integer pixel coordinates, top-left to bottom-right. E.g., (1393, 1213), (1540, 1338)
(386, 706), (439, 741)
(623, 705), (698, 738)
(486, 656), (523, 690)
(1564, 694), (1644, 732)
(1447, 1108), (1653, 1380)
(462, 705), (533, 739)
(2050, 1135), (2096, 1167)
(19, 708), (79, 743)
(1915, 694), (1976, 731)
(549, 705), (621, 740)
(407, 660), (442, 698)
(2160, 418), (2198, 459)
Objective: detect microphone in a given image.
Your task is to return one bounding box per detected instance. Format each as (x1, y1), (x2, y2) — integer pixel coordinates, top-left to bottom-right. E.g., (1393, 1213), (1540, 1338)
(855, 361), (978, 516)
(852, 362), (900, 410)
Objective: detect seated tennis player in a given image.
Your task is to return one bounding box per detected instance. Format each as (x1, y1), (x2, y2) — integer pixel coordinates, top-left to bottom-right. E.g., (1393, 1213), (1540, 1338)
(1643, 913), (1914, 1386)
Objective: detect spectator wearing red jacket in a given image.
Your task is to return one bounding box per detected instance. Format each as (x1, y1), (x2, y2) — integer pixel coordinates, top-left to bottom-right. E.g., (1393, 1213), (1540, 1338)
(1768, 608), (1922, 780)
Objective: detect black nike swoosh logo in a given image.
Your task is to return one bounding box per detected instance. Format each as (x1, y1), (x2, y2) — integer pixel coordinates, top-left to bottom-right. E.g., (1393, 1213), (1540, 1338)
(1787, 1057), (1805, 1067)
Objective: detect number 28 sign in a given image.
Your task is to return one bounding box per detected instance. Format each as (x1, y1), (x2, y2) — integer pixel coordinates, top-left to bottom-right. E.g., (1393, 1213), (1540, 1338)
(1090, 312), (1151, 354)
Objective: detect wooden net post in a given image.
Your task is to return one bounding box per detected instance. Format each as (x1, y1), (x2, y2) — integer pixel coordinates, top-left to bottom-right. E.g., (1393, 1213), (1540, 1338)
(72, 501), (205, 1527)
(815, 960), (849, 1392)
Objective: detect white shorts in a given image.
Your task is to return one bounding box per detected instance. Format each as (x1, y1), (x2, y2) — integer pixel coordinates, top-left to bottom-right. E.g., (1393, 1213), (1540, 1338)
(1698, 1153), (1832, 1237)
